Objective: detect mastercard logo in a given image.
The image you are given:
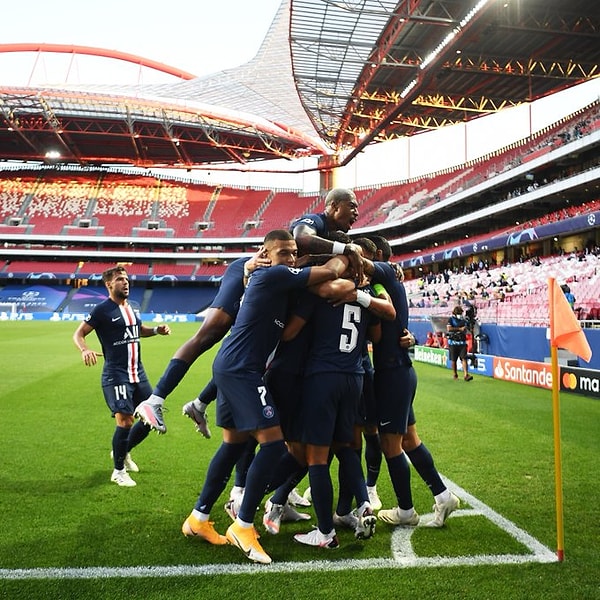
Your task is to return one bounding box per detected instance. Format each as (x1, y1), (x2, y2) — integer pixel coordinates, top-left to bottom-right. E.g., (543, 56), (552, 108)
(562, 372), (578, 390)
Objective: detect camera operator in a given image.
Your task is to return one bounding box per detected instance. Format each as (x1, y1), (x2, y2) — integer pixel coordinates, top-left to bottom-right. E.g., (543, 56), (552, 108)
(447, 305), (474, 381)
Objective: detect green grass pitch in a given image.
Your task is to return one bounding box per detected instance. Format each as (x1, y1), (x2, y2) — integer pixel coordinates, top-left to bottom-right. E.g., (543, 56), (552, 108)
(0, 321), (598, 599)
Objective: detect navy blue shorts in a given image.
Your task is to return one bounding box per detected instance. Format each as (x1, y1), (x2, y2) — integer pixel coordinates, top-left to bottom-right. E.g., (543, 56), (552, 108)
(102, 380), (153, 417)
(374, 366), (417, 435)
(213, 369), (280, 432)
(300, 372), (362, 447)
(264, 367), (304, 442)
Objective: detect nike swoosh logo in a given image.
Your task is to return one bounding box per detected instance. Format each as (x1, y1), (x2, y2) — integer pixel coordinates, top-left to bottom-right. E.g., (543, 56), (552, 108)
(229, 532), (251, 557)
(112, 317), (121, 321)
(379, 421), (391, 427)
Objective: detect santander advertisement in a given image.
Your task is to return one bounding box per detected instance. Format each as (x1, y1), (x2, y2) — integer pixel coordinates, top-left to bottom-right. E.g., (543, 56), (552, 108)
(492, 357), (553, 389)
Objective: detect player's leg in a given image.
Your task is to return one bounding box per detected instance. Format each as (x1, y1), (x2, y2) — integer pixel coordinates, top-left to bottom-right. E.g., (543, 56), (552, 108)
(182, 434), (248, 544)
(376, 367), (420, 525)
(136, 308), (233, 432)
(294, 373), (339, 548)
(403, 421), (460, 527)
(104, 383), (137, 487)
(182, 377), (217, 437)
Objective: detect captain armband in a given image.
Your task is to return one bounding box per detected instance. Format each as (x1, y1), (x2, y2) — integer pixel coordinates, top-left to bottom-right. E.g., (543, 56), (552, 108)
(372, 283), (386, 296)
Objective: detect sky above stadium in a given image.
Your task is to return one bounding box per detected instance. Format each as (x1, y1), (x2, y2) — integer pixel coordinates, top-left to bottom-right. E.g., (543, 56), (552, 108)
(0, 0), (282, 85)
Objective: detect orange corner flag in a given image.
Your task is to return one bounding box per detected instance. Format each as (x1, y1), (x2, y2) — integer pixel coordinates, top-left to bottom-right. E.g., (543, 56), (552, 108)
(548, 278), (592, 362)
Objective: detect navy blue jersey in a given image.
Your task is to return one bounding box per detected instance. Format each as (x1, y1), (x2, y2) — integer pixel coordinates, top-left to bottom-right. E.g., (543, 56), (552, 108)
(213, 264), (311, 374)
(295, 287), (377, 377)
(370, 261), (412, 370)
(267, 292), (312, 375)
(85, 298), (148, 386)
(447, 315), (468, 345)
(209, 256), (249, 318)
(289, 212), (329, 237)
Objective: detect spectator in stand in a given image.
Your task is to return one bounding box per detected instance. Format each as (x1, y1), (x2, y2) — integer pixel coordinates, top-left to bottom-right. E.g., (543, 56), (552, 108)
(561, 284), (576, 310)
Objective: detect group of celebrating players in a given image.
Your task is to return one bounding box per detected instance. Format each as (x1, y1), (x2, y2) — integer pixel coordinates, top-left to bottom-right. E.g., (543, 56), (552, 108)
(74, 188), (460, 565)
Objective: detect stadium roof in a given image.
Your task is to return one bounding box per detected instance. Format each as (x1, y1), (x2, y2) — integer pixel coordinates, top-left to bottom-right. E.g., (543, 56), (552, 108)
(0, 0), (598, 170)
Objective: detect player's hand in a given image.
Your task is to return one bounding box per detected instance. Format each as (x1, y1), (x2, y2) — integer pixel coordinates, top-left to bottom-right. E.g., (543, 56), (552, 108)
(81, 349), (102, 366)
(343, 243), (364, 282)
(390, 262), (404, 282)
(156, 324), (171, 335)
(326, 279), (359, 306)
(245, 246), (271, 275)
(399, 329), (415, 348)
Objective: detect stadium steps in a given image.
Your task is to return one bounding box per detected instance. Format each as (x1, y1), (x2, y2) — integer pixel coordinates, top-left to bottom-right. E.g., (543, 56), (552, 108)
(203, 186), (222, 222)
(84, 197), (97, 219)
(544, 349), (579, 366)
(140, 288), (153, 313)
(56, 288), (79, 313)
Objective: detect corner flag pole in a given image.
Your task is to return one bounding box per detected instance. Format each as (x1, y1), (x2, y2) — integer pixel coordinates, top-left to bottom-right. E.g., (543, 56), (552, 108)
(548, 278), (564, 562)
(549, 343), (564, 562)
(548, 276), (592, 562)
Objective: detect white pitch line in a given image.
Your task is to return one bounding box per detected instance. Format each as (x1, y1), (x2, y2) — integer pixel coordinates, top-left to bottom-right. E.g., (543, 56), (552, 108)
(390, 476), (558, 568)
(0, 476), (557, 580)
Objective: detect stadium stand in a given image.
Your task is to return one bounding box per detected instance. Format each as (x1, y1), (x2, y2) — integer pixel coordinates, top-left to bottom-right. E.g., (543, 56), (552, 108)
(77, 262), (132, 277)
(2, 99), (595, 244)
(194, 263), (228, 277)
(206, 187), (269, 237)
(0, 101), (598, 325)
(172, 185), (214, 237)
(151, 263), (197, 277)
(144, 286), (217, 314)
(252, 191), (321, 236)
(3, 260), (79, 277)
(352, 101), (600, 227)
(404, 251), (600, 326)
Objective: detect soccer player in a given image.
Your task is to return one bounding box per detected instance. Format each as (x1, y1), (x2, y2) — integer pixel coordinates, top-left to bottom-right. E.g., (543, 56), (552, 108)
(353, 237), (384, 511)
(134, 249), (270, 433)
(181, 229), (350, 564)
(260, 226), (365, 534)
(291, 187), (364, 279)
(259, 314), (314, 535)
(284, 262), (395, 548)
(72, 266), (171, 487)
(365, 235), (460, 528)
